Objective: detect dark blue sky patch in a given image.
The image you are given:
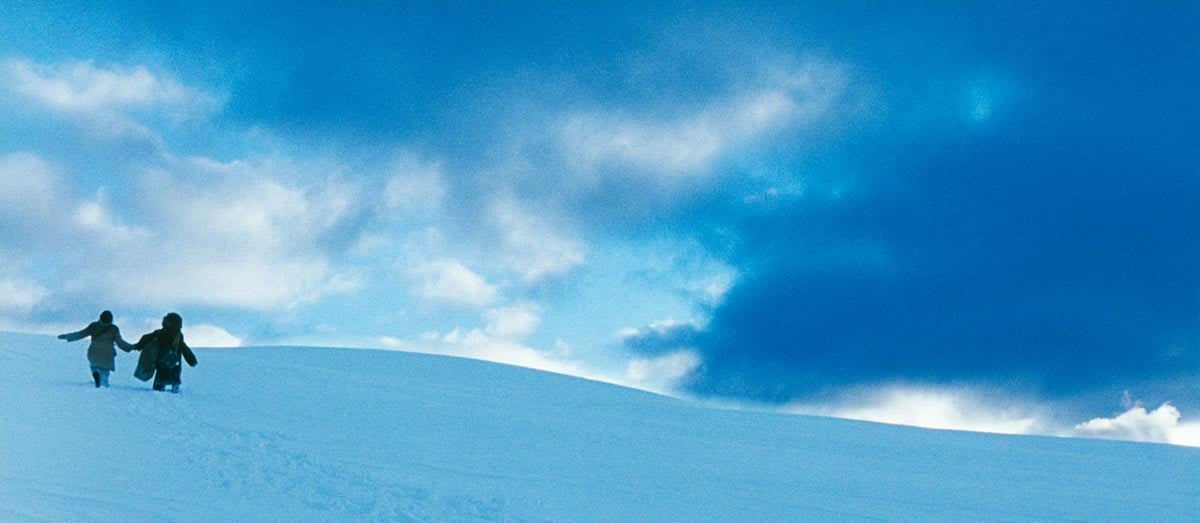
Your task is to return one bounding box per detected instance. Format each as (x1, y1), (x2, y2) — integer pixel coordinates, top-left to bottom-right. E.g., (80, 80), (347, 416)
(686, 113), (1199, 403)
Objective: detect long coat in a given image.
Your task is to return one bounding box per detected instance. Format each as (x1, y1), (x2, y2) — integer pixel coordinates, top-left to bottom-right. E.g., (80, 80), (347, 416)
(133, 328), (197, 384)
(60, 321), (134, 371)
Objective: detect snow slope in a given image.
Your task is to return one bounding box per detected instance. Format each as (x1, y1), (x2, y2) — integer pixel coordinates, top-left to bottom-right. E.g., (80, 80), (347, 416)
(1, 332), (1196, 521)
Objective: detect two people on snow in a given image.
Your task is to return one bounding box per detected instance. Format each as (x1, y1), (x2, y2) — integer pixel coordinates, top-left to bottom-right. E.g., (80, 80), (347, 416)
(59, 311), (198, 392)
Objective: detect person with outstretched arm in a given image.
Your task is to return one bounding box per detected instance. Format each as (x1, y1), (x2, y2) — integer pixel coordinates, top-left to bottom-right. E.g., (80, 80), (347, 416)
(58, 310), (135, 388)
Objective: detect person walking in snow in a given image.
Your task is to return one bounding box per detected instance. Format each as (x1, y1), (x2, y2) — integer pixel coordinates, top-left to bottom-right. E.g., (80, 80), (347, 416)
(131, 312), (197, 393)
(58, 310), (135, 388)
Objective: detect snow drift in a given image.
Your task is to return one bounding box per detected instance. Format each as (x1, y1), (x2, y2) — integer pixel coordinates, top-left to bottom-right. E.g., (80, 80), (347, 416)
(1, 332), (1196, 521)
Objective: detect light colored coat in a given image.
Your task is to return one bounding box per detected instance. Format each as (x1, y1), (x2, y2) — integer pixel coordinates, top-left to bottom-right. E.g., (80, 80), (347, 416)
(61, 322), (134, 371)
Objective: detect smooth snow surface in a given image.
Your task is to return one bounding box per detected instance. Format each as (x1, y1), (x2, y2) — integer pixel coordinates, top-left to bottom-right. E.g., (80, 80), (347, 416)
(1, 332), (1197, 521)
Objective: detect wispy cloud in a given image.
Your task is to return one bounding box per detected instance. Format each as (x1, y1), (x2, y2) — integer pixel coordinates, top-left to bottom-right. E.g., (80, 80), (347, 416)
(0, 152), (67, 231)
(383, 155), (446, 216)
(0, 278), (48, 312)
(484, 303), (542, 339)
(788, 385), (1049, 436)
(2, 58), (218, 140)
(487, 194), (585, 284)
(409, 259), (498, 307)
(388, 327), (598, 381)
(560, 61), (846, 179)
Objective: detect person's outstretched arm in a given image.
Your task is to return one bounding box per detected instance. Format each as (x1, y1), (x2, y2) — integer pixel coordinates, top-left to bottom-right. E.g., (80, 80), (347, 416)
(57, 323), (98, 342)
(115, 326), (135, 352)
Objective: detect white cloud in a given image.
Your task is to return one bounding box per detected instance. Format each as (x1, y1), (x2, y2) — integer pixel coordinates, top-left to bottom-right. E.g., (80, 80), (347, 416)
(488, 195), (585, 283)
(383, 156), (446, 215)
(2, 59), (218, 144)
(688, 270), (736, 307)
(623, 317), (703, 339)
(0, 278), (49, 311)
(484, 303), (542, 339)
(3, 59), (217, 122)
(378, 309), (698, 394)
(387, 327), (602, 381)
(185, 323), (243, 348)
(1, 152), (158, 252)
(381, 326), (700, 398)
(0, 153), (153, 265)
(0, 57), (379, 312)
(560, 61), (846, 178)
(563, 114), (722, 174)
(73, 199), (151, 244)
(376, 336), (406, 349)
(789, 385), (1047, 436)
(1073, 403), (1200, 448)
(0, 152), (364, 311)
(0, 152), (65, 227)
(410, 259), (498, 307)
(625, 351), (702, 395)
(69, 156), (366, 310)
(785, 386), (1200, 448)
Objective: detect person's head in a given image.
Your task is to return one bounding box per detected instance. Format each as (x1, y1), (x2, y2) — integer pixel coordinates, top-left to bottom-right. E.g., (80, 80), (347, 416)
(162, 312), (183, 330)
(99, 310), (113, 324)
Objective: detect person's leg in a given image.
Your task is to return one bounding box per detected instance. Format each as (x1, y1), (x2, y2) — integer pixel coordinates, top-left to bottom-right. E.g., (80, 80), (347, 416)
(154, 366), (180, 392)
(99, 369), (110, 387)
(90, 366), (101, 388)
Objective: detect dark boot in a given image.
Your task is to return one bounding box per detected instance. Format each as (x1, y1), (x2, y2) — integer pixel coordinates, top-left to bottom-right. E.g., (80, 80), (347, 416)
(92, 372), (101, 388)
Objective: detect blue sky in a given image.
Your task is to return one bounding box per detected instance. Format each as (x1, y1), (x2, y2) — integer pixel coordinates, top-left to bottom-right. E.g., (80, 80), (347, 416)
(1, 2), (1196, 438)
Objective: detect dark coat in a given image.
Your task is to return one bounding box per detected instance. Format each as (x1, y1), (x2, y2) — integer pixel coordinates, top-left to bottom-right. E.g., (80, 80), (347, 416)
(133, 328), (197, 384)
(59, 321), (134, 371)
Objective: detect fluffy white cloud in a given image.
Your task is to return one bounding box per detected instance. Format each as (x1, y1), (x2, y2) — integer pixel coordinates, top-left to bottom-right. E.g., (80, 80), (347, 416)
(0, 150), (370, 313)
(1073, 403), (1200, 448)
(409, 259), (498, 307)
(560, 61), (846, 178)
(785, 386), (1200, 448)
(484, 303), (542, 339)
(111, 157), (363, 309)
(184, 323), (243, 348)
(488, 194), (585, 283)
(35, 155), (364, 311)
(789, 386), (1047, 436)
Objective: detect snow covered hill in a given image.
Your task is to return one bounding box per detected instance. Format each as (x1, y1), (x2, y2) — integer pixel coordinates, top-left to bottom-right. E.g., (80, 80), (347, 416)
(1, 331), (1196, 521)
